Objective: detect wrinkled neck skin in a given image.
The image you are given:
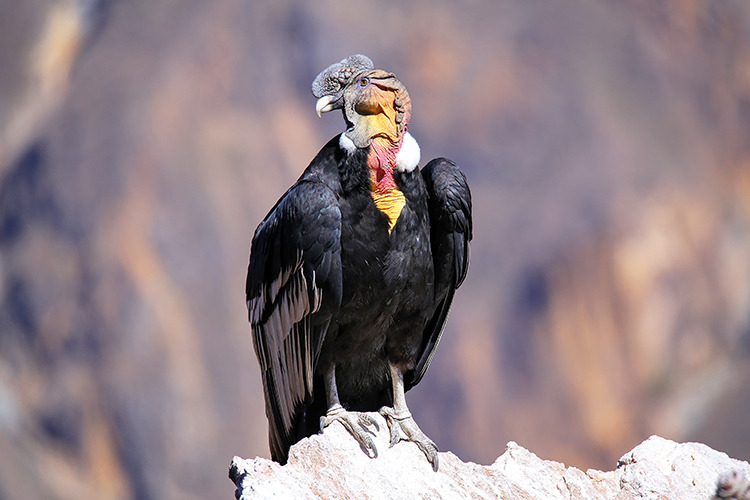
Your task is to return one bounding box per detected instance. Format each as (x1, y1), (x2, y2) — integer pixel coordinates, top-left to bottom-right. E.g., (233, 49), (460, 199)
(365, 124), (410, 233)
(368, 135), (402, 194)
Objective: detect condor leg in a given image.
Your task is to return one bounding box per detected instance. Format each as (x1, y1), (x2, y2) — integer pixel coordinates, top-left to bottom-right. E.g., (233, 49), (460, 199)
(379, 362), (439, 471)
(319, 364), (380, 458)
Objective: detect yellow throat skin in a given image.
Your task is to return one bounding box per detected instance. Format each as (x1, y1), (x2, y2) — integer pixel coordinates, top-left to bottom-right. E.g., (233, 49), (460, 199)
(371, 188), (405, 234)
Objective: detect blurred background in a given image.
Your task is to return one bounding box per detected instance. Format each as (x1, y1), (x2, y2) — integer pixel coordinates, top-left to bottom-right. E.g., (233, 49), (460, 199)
(1, 0), (750, 498)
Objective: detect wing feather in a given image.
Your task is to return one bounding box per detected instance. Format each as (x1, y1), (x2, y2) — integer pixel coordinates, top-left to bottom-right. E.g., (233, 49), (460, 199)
(408, 158), (472, 389)
(246, 181), (341, 462)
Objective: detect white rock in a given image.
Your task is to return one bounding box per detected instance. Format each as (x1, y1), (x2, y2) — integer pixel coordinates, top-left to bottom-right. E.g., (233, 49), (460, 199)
(229, 414), (750, 499)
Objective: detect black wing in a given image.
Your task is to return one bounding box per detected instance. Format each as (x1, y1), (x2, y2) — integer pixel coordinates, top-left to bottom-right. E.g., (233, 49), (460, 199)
(407, 158), (472, 389)
(246, 180), (342, 463)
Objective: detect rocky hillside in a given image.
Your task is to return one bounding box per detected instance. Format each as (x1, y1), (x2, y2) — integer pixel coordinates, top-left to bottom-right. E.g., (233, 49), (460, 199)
(1, 1), (750, 499)
(230, 415), (750, 499)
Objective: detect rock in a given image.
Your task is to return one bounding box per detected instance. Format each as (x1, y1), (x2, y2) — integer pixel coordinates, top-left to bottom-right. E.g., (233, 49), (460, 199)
(229, 413), (750, 499)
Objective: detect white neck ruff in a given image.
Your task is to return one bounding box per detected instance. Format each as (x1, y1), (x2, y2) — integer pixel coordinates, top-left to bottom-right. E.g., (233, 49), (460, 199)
(339, 132), (357, 154)
(339, 130), (420, 173)
(395, 132), (420, 173)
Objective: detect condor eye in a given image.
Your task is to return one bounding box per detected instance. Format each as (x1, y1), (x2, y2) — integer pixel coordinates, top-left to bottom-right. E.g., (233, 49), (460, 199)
(360, 77), (368, 86)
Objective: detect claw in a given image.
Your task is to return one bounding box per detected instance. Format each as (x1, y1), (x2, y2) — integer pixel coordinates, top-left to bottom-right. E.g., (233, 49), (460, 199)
(378, 406), (439, 471)
(378, 407), (401, 447)
(359, 413), (380, 432)
(320, 407), (380, 459)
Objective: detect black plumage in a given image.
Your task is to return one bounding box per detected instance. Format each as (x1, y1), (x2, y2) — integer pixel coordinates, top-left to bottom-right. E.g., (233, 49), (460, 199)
(246, 55), (472, 471)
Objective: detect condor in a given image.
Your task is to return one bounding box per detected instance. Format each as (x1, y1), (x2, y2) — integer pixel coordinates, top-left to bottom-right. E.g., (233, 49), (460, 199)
(246, 54), (472, 471)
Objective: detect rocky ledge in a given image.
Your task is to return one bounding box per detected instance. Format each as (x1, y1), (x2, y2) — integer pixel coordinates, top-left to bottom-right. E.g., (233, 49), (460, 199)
(229, 413), (750, 499)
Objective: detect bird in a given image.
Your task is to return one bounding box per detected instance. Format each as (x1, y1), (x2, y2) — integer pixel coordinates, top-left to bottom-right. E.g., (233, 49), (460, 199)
(246, 54), (472, 472)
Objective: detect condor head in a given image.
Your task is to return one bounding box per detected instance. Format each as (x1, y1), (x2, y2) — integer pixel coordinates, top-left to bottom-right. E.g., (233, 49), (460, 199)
(312, 54), (411, 149)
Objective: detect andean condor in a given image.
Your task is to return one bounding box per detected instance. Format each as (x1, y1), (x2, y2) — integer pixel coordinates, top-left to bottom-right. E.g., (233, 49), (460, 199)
(246, 54), (472, 471)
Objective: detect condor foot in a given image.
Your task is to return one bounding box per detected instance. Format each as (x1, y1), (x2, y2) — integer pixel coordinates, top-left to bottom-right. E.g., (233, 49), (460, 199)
(320, 404), (380, 458)
(378, 407), (439, 471)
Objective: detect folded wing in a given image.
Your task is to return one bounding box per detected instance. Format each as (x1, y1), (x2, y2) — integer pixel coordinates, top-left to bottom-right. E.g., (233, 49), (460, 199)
(246, 181), (342, 462)
(407, 158), (473, 389)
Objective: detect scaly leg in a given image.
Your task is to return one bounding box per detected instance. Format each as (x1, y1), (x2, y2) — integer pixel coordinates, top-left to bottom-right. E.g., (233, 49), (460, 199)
(319, 364), (380, 458)
(379, 362), (439, 471)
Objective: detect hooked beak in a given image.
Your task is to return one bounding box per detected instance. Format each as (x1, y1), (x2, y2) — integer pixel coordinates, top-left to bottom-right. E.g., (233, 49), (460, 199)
(315, 95), (336, 117)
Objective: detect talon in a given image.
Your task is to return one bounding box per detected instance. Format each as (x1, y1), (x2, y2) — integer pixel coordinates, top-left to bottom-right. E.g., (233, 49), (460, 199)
(430, 453), (439, 472)
(389, 430), (400, 448)
(359, 413), (379, 432)
(365, 437), (378, 458)
(320, 408), (380, 459)
(378, 405), (439, 470)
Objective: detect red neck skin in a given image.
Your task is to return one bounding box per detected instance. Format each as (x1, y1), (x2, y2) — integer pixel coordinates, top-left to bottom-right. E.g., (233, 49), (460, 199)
(368, 135), (404, 193)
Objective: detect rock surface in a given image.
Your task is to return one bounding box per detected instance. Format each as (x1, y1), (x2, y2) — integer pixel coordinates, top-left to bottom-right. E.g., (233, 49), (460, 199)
(230, 413), (750, 499)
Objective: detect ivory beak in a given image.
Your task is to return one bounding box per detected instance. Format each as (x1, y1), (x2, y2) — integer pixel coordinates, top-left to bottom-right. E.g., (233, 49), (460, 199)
(315, 95), (335, 117)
